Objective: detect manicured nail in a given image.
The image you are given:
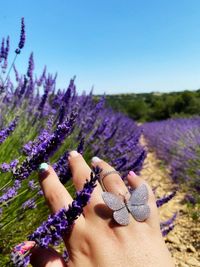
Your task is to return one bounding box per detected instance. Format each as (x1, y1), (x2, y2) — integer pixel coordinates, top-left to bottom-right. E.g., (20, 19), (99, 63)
(91, 156), (102, 163)
(129, 171), (136, 177)
(39, 163), (49, 173)
(69, 150), (79, 158)
(13, 241), (36, 255)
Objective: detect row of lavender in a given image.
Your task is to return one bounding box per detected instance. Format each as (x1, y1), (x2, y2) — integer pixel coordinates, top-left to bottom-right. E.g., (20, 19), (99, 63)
(142, 117), (200, 205)
(0, 18), (147, 265)
(0, 18), (176, 266)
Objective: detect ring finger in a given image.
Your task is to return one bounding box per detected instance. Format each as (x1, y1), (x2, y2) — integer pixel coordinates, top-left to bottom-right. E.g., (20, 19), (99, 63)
(91, 157), (130, 200)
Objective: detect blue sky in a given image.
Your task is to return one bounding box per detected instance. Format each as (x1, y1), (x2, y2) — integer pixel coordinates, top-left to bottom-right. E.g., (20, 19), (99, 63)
(1, 0), (200, 94)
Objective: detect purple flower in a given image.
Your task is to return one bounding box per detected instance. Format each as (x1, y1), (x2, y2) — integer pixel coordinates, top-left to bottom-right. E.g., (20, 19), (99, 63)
(0, 38), (5, 61)
(37, 65), (46, 86)
(13, 111), (77, 180)
(156, 191), (176, 208)
(0, 179), (21, 205)
(160, 212), (177, 228)
(13, 64), (19, 82)
(53, 151), (70, 183)
(0, 117), (18, 144)
(19, 167), (100, 267)
(77, 138), (84, 154)
(162, 224), (175, 237)
(4, 36), (10, 60)
(22, 198), (36, 210)
(62, 77), (76, 105)
(28, 180), (37, 190)
(27, 52), (34, 79)
(37, 190), (44, 196)
(62, 249), (69, 262)
(0, 162), (10, 172)
(143, 117), (200, 196)
(15, 17), (25, 54)
(38, 74), (54, 111)
(10, 159), (19, 169)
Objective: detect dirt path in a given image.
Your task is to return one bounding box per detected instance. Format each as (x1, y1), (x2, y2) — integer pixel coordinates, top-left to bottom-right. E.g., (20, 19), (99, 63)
(140, 138), (200, 267)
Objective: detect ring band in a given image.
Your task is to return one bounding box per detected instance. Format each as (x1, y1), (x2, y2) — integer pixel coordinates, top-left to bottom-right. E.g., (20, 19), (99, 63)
(99, 170), (121, 191)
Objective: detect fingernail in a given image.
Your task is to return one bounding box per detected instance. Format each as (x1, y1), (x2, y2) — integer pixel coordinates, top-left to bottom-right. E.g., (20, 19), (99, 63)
(91, 156), (102, 163)
(39, 163), (49, 173)
(69, 150), (79, 158)
(129, 171), (136, 177)
(13, 241), (36, 255)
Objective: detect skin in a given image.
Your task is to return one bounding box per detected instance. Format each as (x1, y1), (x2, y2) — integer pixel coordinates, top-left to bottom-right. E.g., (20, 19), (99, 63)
(30, 151), (175, 267)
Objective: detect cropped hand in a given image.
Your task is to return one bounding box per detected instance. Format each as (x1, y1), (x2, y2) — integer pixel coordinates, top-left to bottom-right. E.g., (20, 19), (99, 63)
(30, 151), (175, 267)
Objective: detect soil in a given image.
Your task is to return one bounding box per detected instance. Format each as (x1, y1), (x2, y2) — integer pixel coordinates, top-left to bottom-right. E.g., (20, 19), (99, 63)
(140, 139), (200, 267)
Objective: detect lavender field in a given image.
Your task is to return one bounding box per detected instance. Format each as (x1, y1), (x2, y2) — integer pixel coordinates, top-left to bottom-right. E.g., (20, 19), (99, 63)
(0, 18), (199, 266)
(0, 19), (148, 266)
(143, 118), (200, 211)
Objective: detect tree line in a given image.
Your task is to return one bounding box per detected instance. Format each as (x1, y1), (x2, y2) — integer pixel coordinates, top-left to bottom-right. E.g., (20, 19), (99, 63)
(103, 90), (200, 122)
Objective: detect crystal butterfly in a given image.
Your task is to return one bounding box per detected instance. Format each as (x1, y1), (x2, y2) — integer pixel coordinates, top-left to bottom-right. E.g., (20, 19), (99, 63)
(102, 184), (150, 225)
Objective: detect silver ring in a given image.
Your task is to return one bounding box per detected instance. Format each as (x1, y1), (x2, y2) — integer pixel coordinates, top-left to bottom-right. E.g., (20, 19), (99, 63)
(99, 170), (121, 191)
(101, 183), (150, 225)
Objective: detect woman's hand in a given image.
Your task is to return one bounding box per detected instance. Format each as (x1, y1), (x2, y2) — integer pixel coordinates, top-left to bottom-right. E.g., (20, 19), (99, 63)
(30, 151), (175, 267)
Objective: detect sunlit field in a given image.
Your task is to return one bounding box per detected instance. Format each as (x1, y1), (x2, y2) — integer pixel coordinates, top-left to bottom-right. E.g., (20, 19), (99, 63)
(0, 18), (199, 267)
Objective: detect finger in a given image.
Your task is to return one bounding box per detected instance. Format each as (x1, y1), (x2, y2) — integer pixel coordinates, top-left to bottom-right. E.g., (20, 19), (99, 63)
(38, 163), (85, 251)
(30, 246), (67, 267)
(39, 163), (74, 213)
(127, 171), (160, 229)
(91, 157), (130, 199)
(68, 151), (104, 216)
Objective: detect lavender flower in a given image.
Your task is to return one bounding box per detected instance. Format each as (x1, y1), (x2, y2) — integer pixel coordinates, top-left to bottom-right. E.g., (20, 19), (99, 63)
(62, 249), (69, 262)
(38, 74), (53, 111)
(15, 17), (25, 54)
(10, 159), (19, 169)
(13, 111), (77, 180)
(13, 64), (19, 82)
(156, 191), (176, 208)
(160, 212), (177, 228)
(27, 52), (34, 79)
(77, 138), (84, 154)
(162, 224), (175, 237)
(62, 76), (76, 105)
(53, 151), (70, 184)
(29, 168), (99, 246)
(0, 180), (21, 204)
(9, 169), (101, 267)
(0, 38), (5, 61)
(0, 159), (19, 172)
(4, 36), (10, 60)
(37, 65), (46, 86)
(18, 75), (28, 98)
(0, 117), (18, 144)
(0, 162), (10, 172)
(28, 180), (37, 190)
(22, 198), (36, 210)
(143, 117), (200, 196)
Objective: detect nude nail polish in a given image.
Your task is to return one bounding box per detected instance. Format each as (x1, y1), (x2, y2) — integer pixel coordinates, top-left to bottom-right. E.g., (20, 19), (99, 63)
(91, 156), (102, 163)
(69, 150), (79, 157)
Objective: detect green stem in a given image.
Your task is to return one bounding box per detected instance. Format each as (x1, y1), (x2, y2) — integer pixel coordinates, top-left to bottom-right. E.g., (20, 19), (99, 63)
(0, 179), (12, 191)
(0, 213), (19, 230)
(0, 188), (29, 208)
(3, 54), (18, 88)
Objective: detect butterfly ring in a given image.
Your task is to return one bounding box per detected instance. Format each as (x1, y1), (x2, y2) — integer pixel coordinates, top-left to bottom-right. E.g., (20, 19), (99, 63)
(102, 184), (150, 225)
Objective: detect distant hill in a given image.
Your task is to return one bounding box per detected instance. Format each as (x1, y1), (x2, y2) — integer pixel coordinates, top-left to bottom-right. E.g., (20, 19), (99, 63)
(97, 90), (200, 122)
